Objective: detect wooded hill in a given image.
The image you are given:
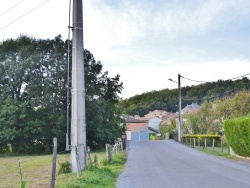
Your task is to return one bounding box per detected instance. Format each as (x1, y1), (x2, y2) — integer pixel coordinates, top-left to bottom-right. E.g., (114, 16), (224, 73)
(117, 77), (250, 116)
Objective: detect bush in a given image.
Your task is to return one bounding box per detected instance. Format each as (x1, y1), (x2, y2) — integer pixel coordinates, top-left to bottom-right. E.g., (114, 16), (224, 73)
(224, 116), (250, 157)
(58, 161), (71, 174)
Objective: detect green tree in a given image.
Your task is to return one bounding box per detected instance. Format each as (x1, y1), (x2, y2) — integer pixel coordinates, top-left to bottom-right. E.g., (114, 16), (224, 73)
(0, 35), (124, 153)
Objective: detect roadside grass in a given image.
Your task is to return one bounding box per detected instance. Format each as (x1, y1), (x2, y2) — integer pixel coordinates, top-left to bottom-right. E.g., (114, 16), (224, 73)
(0, 151), (126, 188)
(193, 146), (236, 159)
(56, 153), (126, 188)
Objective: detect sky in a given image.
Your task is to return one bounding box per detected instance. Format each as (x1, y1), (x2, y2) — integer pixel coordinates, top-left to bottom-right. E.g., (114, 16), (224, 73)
(1, 0), (250, 99)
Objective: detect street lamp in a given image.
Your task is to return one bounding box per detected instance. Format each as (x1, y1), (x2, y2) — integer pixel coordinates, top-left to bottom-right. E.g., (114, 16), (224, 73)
(168, 74), (182, 142)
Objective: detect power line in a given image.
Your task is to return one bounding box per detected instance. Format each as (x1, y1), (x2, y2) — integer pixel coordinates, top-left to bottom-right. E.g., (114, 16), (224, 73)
(231, 72), (250, 80)
(181, 72), (250, 83)
(181, 76), (208, 83)
(0, 0), (25, 19)
(0, 0), (50, 31)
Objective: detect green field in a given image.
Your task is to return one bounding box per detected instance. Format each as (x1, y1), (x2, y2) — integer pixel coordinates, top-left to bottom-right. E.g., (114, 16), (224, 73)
(0, 153), (69, 187)
(0, 152), (125, 188)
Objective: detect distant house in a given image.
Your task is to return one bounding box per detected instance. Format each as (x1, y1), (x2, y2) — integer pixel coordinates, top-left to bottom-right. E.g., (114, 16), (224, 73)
(125, 121), (158, 141)
(181, 103), (200, 114)
(148, 117), (162, 132)
(123, 116), (148, 126)
(160, 112), (178, 125)
(126, 122), (148, 141)
(124, 117), (158, 141)
(144, 110), (168, 119)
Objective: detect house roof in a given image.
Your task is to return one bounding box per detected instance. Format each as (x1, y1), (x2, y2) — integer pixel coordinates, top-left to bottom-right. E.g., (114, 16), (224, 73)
(126, 123), (147, 131)
(124, 116), (148, 123)
(161, 113), (178, 120)
(144, 110), (168, 119)
(181, 103), (200, 114)
(148, 127), (159, 133)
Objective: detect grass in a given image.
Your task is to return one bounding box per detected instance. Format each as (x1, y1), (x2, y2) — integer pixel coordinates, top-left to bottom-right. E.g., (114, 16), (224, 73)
(56, 153), (126, 188)
(189, 146), (237, 159)
(0, 153), (69, 188)
(0, 151), (126, 188)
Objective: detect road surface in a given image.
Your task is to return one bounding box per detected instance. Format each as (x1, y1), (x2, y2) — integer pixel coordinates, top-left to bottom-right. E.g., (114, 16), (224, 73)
(116, 140), (250, 188)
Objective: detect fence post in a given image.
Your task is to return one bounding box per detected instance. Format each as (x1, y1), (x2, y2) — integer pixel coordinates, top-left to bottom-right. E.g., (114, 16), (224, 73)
(212, 139), (215, 152)
(50, 137), (57, 188)
(106, 144), (113, 163)
(204, 138), (207, 150)
(221, 137), (223, 153)
(190, 138), (192, 147)
(194, 138), (196, 148)
(87, 146), (92, 166)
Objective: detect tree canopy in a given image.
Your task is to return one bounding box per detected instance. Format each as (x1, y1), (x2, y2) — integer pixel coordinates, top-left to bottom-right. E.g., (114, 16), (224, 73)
(0, 35), (123, 153)
(118, 78), (250, 116)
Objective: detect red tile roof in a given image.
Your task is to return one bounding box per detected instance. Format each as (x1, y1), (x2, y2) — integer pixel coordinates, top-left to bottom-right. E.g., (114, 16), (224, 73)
(126, 123), (147, 131)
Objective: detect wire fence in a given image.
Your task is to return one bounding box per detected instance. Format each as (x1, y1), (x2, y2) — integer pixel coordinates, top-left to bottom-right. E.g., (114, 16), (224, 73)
(182, 136), (230, 154)
(0, 137), (126, 188)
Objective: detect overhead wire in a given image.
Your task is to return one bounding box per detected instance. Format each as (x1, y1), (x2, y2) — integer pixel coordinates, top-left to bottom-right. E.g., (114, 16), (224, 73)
(0, 0), (50, 31)
(0, 0), (25, 19)
(181, 72), (250, 83)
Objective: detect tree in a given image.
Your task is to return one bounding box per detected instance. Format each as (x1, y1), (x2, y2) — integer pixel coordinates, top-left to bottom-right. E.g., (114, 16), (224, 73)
(0, 35), (124, 153)
(84, 50), (124, 149)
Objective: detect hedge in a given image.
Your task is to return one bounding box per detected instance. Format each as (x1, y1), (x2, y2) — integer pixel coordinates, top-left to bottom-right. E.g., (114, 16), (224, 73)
(224, 116), (250, 157)
(182, 134), (221, 140)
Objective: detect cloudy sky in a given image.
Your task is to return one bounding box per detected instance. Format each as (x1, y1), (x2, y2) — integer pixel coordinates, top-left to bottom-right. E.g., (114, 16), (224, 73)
(1, 0), (250, 99)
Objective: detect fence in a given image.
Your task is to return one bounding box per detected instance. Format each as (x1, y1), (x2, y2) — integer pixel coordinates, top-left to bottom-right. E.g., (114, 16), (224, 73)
(105, 138), (124, 163)
(182, 136), (230, 154)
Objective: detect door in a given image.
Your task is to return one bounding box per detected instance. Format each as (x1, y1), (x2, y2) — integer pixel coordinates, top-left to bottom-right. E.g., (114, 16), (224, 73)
(132, 132), (139, 141)
(140, 131), (149, 141)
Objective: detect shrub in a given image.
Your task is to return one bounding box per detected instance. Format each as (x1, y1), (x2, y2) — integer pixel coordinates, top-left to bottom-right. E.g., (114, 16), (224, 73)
(58, 161), (71, 174)
(224, 116), (250, 157)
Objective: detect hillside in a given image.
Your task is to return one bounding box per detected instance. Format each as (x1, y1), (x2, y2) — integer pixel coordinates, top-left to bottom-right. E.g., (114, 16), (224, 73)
(117, 77), (250, 116)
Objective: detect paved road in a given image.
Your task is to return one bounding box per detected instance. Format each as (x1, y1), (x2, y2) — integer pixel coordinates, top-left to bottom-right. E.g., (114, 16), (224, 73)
(116, 140), (250, 188)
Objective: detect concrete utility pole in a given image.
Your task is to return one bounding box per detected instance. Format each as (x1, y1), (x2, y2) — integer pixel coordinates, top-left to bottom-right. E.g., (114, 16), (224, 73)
(178, 74), (182, 142)
(70, 0), (86, 172)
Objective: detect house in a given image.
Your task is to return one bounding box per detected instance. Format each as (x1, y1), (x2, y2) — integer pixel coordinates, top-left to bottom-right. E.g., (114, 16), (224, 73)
(123, 116), (148, 126)
(126, 122), (159, 141)
(148, 116), (162, 132)
(144, 110), (168, 119)
(181, 103), (200, 114)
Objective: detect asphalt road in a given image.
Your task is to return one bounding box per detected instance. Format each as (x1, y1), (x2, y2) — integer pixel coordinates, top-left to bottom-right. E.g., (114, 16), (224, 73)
(116, 140), (250, 188)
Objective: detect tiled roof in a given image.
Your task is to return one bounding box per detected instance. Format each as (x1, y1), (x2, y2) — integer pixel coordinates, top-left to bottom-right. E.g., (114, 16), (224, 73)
(126, 123), (147, 131)
(124, 117), (148, 123)
(181, 103), (200, 114)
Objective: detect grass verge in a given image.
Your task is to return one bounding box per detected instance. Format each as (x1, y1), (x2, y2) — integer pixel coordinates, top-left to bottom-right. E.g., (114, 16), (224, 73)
(56, 153), (126, 188)
(0, 151), (126, 188)
(191, 147), (237, 159)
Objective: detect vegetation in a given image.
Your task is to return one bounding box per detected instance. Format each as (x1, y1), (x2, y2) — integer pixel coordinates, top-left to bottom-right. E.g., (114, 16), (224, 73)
(158, 91), (250, 140)
(57, 153), (126, 188)
(182, 91), (250, 135)
(0, 35), (124, 153)
(0, 151), (126, 188)
(183, 134), (221, 140)
(159, 119), (177, 140)
(224, 116), (250, 157)
(0, 154), (68, 187)
(117, 78), (250, 116)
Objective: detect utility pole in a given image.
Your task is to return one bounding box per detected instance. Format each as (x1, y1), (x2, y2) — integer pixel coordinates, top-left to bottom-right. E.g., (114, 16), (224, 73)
(178, 74), (182, 142)
(70, 0), (86, 172)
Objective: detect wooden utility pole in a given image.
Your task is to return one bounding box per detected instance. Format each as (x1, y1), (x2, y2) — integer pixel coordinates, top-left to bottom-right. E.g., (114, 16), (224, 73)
(70, 0), (86, 172)
(51, 138), (57, 188)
